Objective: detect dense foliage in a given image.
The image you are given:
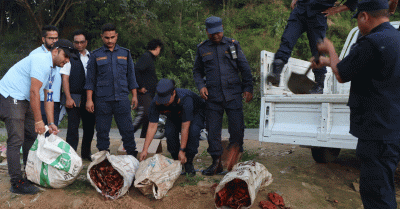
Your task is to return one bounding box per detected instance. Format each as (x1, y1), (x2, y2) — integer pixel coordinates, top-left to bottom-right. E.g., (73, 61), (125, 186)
(1, 0), (398, 128)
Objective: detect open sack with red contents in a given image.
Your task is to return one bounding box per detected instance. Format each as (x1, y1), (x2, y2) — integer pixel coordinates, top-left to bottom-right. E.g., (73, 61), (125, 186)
(215, 161), (273, 209)
(87, 151), (139, 200)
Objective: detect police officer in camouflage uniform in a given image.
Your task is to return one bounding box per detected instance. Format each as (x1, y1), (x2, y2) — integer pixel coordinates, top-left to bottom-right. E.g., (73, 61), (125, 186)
(193, 16), (253, 176)
(84, 23), (139, 158)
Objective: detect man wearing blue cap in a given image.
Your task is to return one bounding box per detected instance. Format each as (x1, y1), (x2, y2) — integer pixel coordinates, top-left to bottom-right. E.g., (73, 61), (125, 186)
(193, 16), (253, 176)
(139, 79), (205, 176)
(266, 0), (358, 94)
(311, 0), (400, 207)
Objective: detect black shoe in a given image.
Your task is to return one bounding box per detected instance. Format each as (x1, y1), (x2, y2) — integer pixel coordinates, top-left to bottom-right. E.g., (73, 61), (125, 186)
(183, 163), (196, 177)
(266, 59), (285, 87)
(309, 74), (325, 94)
(10, 179), (40, 195)
(182, 153), (196, 176)
(202, 155), (223, 176)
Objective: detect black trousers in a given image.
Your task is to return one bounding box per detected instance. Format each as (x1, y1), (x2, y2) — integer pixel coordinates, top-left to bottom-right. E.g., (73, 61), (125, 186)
(206, 98), (244, 156)
(0, 94), (37, 183)
(95, 99), (137, 155)
(133, 93), (153, 138)
(165, 111), (204, 156)
(65, 103), (95, 157)
(40, 101), (61, 126)
(274, 5), (327, 76)
(356, 139), (400, 209)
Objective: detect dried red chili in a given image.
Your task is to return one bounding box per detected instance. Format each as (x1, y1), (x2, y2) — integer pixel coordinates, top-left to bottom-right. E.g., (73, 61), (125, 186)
(268, 192), (285, 207)
(89, 159), (124, 199)
(215, 179), (251, 208)
(259, 200), (276, 209)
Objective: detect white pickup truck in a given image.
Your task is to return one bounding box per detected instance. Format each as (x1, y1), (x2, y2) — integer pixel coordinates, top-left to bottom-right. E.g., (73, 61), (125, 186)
(258, 22), (400, 163)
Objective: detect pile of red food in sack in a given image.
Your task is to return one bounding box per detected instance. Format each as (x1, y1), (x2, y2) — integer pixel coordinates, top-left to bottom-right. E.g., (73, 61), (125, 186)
(89, 159), (123, 198)
(259, 192), (291, 209)
(215, 178), (251, 208)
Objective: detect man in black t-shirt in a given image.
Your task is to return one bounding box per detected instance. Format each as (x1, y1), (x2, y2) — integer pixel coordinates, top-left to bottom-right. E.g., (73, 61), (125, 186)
(133, 39), (163, 138)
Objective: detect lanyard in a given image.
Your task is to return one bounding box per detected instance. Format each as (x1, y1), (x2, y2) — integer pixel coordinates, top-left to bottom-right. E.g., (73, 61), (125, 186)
(46, 67), (55, 102)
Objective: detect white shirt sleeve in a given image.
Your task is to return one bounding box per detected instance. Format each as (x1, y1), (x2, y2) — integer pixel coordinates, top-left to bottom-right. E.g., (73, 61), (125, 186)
(59, 62), (71, 75)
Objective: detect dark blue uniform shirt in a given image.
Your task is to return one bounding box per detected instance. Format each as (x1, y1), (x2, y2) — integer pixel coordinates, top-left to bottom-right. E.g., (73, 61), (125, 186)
(337, 22), (400, 141)
(192, 37), (253, 102)
(148, 88), (205, 123)
(85, 44), (138, 101)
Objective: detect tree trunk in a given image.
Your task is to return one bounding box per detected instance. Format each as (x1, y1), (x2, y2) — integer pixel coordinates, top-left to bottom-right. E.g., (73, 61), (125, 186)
(0, 0), (5, 34)
(15, 0), (43, 39)
(223, 0), (226, 15)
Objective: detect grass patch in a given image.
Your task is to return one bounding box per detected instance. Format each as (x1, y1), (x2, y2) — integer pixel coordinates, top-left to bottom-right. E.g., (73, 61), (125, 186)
(179, 174), (205, 187)
(0, 134), (6, 143)
(64, 177), (93, 195)
(198, 149), (209, 157)
(240, 150), (258, 162)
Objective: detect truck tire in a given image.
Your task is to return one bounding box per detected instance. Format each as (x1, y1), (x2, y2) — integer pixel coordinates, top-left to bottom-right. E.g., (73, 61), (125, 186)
(311, 147), (341, 163)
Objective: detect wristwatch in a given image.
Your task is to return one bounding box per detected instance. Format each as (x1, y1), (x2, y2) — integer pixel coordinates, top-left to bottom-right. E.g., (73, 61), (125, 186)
(48, 122), (55, 126)
(179, 147), (186, 152)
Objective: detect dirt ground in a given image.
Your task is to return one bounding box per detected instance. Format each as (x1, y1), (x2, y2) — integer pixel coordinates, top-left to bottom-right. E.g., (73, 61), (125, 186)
(1, 136), (400, 209)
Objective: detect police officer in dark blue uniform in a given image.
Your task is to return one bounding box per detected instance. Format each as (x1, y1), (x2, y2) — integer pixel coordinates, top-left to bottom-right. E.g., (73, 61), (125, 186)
(192, 16), (253, 176)
(84, 23), (139, 158)
(267, 0), (358, 94)
(139, 79), (205, 176)
(311, 1), (400, 207)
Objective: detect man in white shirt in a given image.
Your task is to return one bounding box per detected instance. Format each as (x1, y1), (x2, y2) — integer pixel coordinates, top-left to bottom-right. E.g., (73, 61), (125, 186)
(30, 25), (62, 127)
(0, 39), (75, 194)
(60, 30), (95, 161)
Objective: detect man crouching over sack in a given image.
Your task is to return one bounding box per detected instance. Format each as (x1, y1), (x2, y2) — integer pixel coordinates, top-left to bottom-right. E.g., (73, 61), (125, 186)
(140, 79), (206, 176)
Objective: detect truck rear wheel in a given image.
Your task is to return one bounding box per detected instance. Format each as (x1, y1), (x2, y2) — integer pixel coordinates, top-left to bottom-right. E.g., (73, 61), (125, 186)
(311, 147), (341, 163)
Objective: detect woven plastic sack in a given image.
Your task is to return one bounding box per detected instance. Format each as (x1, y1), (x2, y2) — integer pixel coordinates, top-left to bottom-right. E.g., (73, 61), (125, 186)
(87, 151), (139, 200)
(134, 154), (182, 199)
(26, 127), (83, 188)
(215, 161), (273, 209)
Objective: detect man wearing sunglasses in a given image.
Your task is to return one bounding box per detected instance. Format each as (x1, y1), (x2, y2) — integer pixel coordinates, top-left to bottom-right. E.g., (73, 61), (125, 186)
(0, 39), (76, 194)
(30, 25), (63, 128)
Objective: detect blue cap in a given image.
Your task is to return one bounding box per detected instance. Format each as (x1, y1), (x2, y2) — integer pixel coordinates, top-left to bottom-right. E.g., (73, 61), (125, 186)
(155, 79), (174, 104)
(352, 0), (389, 18)
(205, 16), (223, 34)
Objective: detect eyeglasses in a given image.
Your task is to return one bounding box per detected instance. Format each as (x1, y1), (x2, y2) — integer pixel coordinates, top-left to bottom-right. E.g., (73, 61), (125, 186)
(46, 37), (59, 41)
(74, 40), (87, 45)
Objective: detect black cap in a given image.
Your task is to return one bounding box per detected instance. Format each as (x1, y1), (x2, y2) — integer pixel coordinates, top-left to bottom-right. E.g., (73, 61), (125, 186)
(54, 39), (77, 58)
(352, 0), (389, 18)
(205, 16), (223, 34)
(155, 79), (175, 105)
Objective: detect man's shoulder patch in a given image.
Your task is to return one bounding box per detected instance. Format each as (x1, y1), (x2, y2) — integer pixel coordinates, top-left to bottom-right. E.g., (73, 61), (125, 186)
(91, 47), (102, 54)
(197, 40), (208, 47)
(119, 46), (130, 51)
